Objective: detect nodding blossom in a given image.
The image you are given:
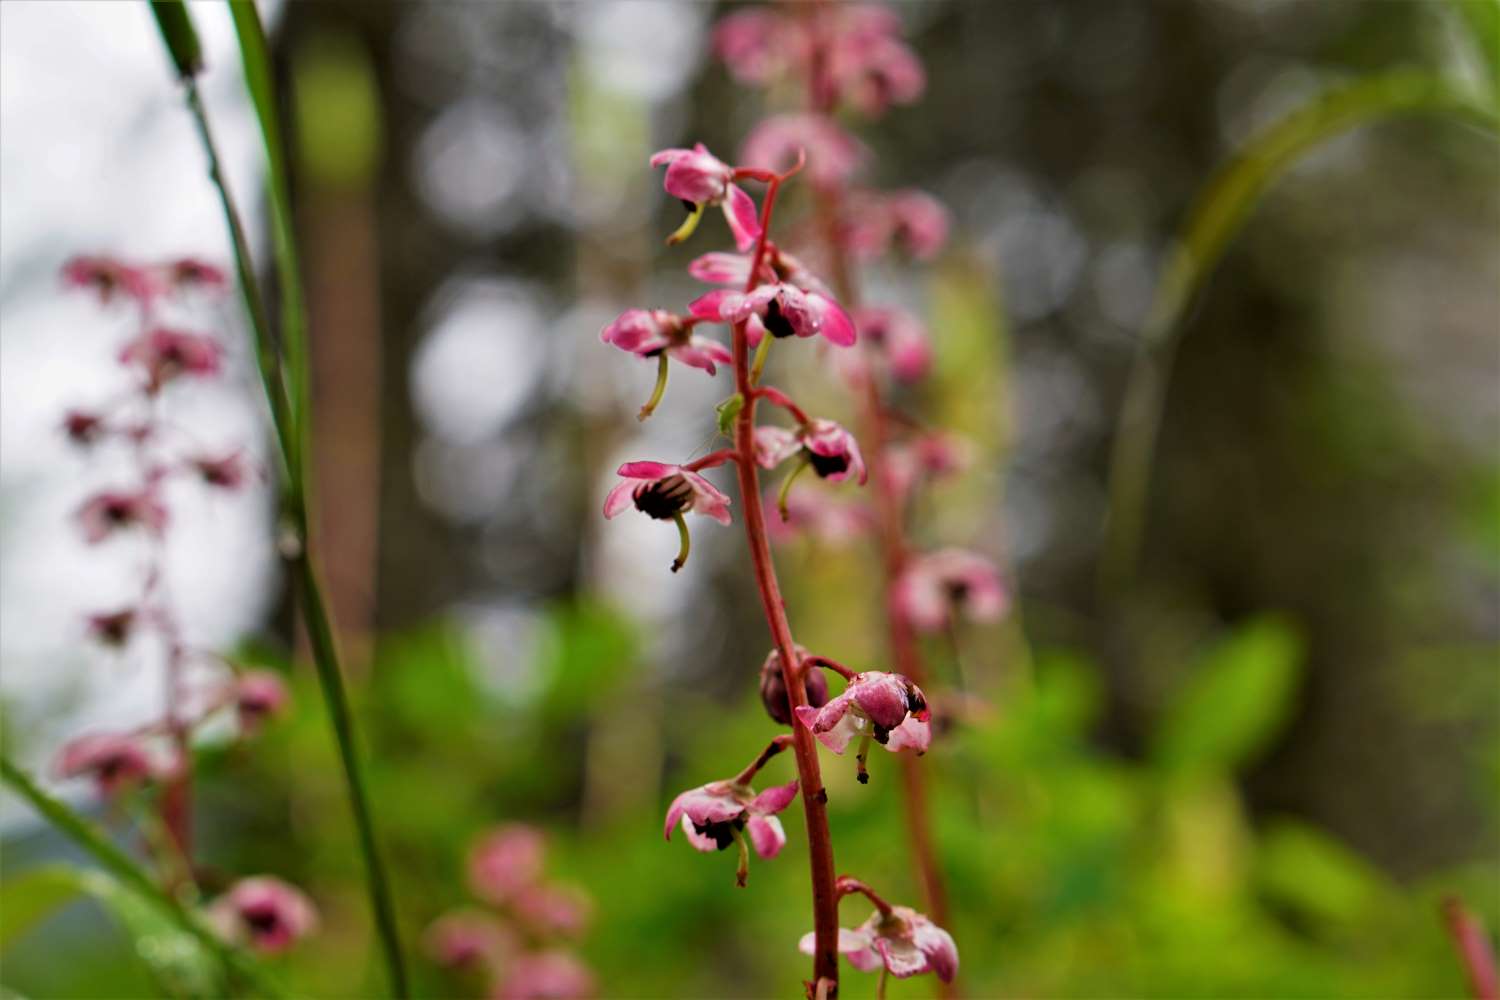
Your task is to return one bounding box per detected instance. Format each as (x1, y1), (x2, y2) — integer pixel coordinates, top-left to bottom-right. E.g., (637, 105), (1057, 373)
(603, 462), (731, 526)
(650, 144), (761, 251)
(119, 327), (223, 392)
(234, 670), (291, 735)
(850, 306), (933, 384)
(76, 489), (168, 544)
(765, 489), (873, 547)
(87, 608), (137, 647)
(690, 282), (856, 348)
(795, 671), (932, 777)
(665, 776), (799, 885)
(54, 732), (158, 797)
(62, 255), (156, 305)
(208, 876), (318, 954)
(759, 644), (831, 727)
(192, 451), (250, 491)
(881, 432), (973, 500)
(424, 910), (514, 971)
(824, 13), (926, 117)
(756, 419), (867, 485)
(741, 114), (865, 188)
(468, 824), (548, 905)
(893, 548), (1007, 632)
(846, 189), (950, 261)
(800, 902), (958, 983)
(491, 950), (597, 1000)
(512, 883), (594, 940)
(599, 309), (732, 375)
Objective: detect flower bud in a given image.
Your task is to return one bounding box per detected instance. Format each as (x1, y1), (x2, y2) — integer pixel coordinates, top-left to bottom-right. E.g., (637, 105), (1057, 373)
(759, 645), (829, 726)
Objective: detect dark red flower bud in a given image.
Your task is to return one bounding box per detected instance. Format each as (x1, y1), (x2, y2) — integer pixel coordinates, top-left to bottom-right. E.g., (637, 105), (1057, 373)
(759, 645), (829, 727)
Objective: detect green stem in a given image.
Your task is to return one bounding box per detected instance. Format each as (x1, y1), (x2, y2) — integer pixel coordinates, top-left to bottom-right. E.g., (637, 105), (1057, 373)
(670, 511), (691, 573)
(776, 457), (811, 521)
(638, 353), (670, 421)
(749, 333), (774, 385)
(877, 964), (889, 1000)
(0, 756), (283, 998)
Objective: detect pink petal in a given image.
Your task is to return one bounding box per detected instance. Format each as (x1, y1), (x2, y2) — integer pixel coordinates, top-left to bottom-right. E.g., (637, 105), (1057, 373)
(913, 920), (959, 982)
(813, 295), (857, 347)
(749, 779), (799, 815)
(688, 289), (740, 322)
(722, 184), (762, 252)
(884, 715), (931, 754)
(875, 936), (930, 978)
(683, 470), (733, 525)
(688, 252), (751, 285)
(616, 461), (677, 480)
(602, 481), (639, 520)
(668, 337), (732, 374)
(746, 815), (786, 859)
(679, 815), (721, 853)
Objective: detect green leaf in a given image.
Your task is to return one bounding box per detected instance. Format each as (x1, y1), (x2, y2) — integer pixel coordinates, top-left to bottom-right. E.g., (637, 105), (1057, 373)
(716, 393), (745, 436)
(147, 1), (202, 79)
(1256, 820), (1394, 930)
(0, 865), (83, 950)
(1152, 616), (1303, 774)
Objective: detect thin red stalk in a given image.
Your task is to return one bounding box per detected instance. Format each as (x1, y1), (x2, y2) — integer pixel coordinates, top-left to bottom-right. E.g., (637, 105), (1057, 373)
(734, 177), (841, 994)
(1444, 897), (1500, 1000)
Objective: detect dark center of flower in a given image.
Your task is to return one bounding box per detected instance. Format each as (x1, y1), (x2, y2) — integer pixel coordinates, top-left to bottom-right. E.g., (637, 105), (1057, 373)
(98, 757), (125, 780)
(99, 618), (129, 643)
(945, 580), (970, 604)
(807, 451), (849, 478)
(680, 199), (698, 214)
(763, 298), (796, 339)
(633, 474), (694, 520)
(104, 501), (133, 524)
(242, 905), (282, 936)
(691, 815), (746, 852)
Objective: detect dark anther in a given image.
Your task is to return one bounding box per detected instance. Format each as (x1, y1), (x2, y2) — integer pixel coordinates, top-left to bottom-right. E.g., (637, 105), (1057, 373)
(808, 451), (849, 478)
(244, 908), (282, 934)
(680, 199), (698, 214)
(856, 771), (869, 785)
(906, 684), (927, 715)
(693, 815), (745, 852)
(633, 474), (694, 520)
(763, 298), (796, 339)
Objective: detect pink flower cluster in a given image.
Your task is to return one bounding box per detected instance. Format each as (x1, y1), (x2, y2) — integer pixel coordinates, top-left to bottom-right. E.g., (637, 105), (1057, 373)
(425, 825), (596, 1000)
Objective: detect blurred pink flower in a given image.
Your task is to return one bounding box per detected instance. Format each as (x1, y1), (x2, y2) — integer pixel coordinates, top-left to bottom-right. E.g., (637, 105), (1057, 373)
(795, 670), (931, 758)
(61, 255), (157, 305)
(63, 409), (107, 447)
(602, 462), (731, 526)
(765, 489), (873, 547)
(209, 876), (318, 954)
(469, 824), (548, 904)
(741, 114), (865, 188)
(87, 608), (137, 648)
(235, 670), (290, 735)
(424, 909), (514, 971)
(192, 451), (251, 491)
(846, 189), (950, 261)
(165, 257), (228, 294)
(665, 774), (799, 882)
(599, 309), (731, 375)
(852, 306), (933, 384)
(799, 903), (958, 982)
(512, 883), (594, 940)
(650, 143), (760, 251)
(759, 644), (830, 727)
(490, 950), (596, 1000)
(76, 489), (168, 544)
(712, 8), (795, 85)
(119, 327), (223, 392)
(54, 732), (157, 796)
(755, 419), (866, 485)
(893, 548), (1007, 632)
(881, 431), (973, 499)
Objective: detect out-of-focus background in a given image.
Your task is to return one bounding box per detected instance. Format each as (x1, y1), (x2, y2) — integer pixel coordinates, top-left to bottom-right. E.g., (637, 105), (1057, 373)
(1, 1), (1496, 997)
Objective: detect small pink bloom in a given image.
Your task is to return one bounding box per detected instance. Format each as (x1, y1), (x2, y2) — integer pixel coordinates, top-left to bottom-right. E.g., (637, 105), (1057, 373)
(755, 419), (866, 484)
(765, 489), (873, 547)
(87, 608), (136, 647)
(599, 309), (731, 375)
(63, 410), (107, 447)
(795, 670), (931, 757)
(61, 255), (157, 305)
(759, 644), (830, 727)
(119, 327), (223, 392)
(208, 877), (318, 954)
(424, 909), (514, 970)
(192, 451), (250, 491)
(799, 904), (958, 982)
(665, 774), (799, 880)
(76, 489), (168, 544)
(853, 306), (933, 383)
(468, 824), (547, 904)
(881, 431), (973, 499)
(894, 548), (1008, 632)
(712, 8), (793, 85)
(823, 8), (926, 116)
(692, 283), (856, 348)
(741, 114), (865, 188)
(164, 257), (228, 294)
(235, 670), (290, 735)
(649, 143), (761, 251)
(512, 883), (593, 939)
(54, 732), (157, 797)
(846, 189), (950, 261)
(602, 461), (731, 526)
(490, 950), (596, 1000)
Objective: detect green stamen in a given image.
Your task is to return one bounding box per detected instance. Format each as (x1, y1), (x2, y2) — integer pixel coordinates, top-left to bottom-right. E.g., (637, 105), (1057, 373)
(749, 333), (774, 385)
(776, 457), (812, 521)
(856, 730), (874, 785)
(666, 202), (705, 245)
(638, 353), (670, 421)
(670, 511), (691, 573)
(732, 827), (750, 888)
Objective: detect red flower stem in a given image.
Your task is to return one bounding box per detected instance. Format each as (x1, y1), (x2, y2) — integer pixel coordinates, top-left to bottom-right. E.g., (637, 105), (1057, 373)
(834, 875), (894, 917)
(804, 655), (857, 681)
(755, 385), (811, 425)
(733, 733), (796, 785)
(1444, 897), (1500, 1000)
(684, 449), (739, 472)
(733, 176), (841, 994)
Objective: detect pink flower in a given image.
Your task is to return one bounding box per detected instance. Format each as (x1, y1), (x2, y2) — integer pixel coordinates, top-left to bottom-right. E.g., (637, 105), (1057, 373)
(602, 462), (731, 526)
(649, 143), (761, 251)
(759, 644), (830, 727)
(690, 282), (856, 348)
(741, 114), (865, 188)
(893, 548), (1007, 632)
(853, 306), (933, 383)
(54, 732), (157, 796)
(765, 489), (873, 547)
(687, 251), (755, 287)
(165, 257), (228, 294)
(424, 909), (514, 970)
(598, 309), (731, 375)
(87, 609), (137, 647)
(664, 775), (799, 883)
(76, 489), (168, 544)
(799, 904), (958, 982)
(712, 8), (795, 85)
(468, 824), (547, 904)
(119, 327), (223, 392)
(490, 950), (596, 1000)
(61, 255), (157, 305)
(881, 432), (973, 499)
(63, 410), (107, 447)
(794, 670), (931, 759)
(846, 189), (950, 261)
(235, 670), (290, 735)
(192, 451), (250, 491)
(512, 883), (594, 939)
(208, 876), (318, 954)
(755, 419), (866, 484)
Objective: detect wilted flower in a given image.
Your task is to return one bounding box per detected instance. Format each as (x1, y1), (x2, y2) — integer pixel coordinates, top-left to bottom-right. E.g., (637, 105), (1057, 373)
(599, 309), (731, 375)
(759, 644), (830, 727)
(424, 909), (514, 971)
(63, 409), (107, 447)
(893, 548), (1007, 632)
(800, 901), (958, 982)
(75, 489), (168, 544)
(690, 282), (856, 348)
(741, 114), (865, 188)
(208, 876), (318, 954)
(490, 950), (596, 1000)
(469, 824), (547, 904)
(55, 732), (157, 796)
(87, 608), (137, 647)
(665, 775), (799, 885)
(512, 883), (594, 940)
(192, 451), (250, 491)
(234, 670), (290, 735)
(851, 306), (933, 384)
(119, 327), (223, 392)
(650, 144), (761, 251)
(62, 255), (156, 305)
(795, 671), (931, 779)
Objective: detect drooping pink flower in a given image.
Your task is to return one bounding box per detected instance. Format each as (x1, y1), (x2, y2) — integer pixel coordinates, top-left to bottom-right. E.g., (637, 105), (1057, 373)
(755, 419), (866, 485)
(208, 876), (318, 954)
(192, 451), (250, 491)
(118, 327), (223, 392)
(61, 255), (157, 305)
(712, 8), (796, 85)
(765, 489), (873, 547)
(63, 410), (107, 448)
(853, 306), (933, 384)
(75, 489), (168, 544)
(820, 6), (926, 116)
(846, 189), (950, 261)
(741, 114), (866, 188)
(87, 608), (137, 647)
(649, 143), (761, 251)
(795, 670), (931, 758)
(690, 282), (856, 348)
(424, 909), (514, 971)
(234, 670), (290, 735)
(54, 732), (157, 796)
(490, 950), (596, 1000)
(893, 548), (1007, 632)
(598, 309), (731, 375)
(759, 644), (830, 727)
(799, 904), (958, 982)
(164, 257), (228, 294)
(512, 883), (594, 939)
(881, 431), (973, 499)
(468, 824), (547, 904)
(664, 775), (799, 883)
(602, 462), (731, 526)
